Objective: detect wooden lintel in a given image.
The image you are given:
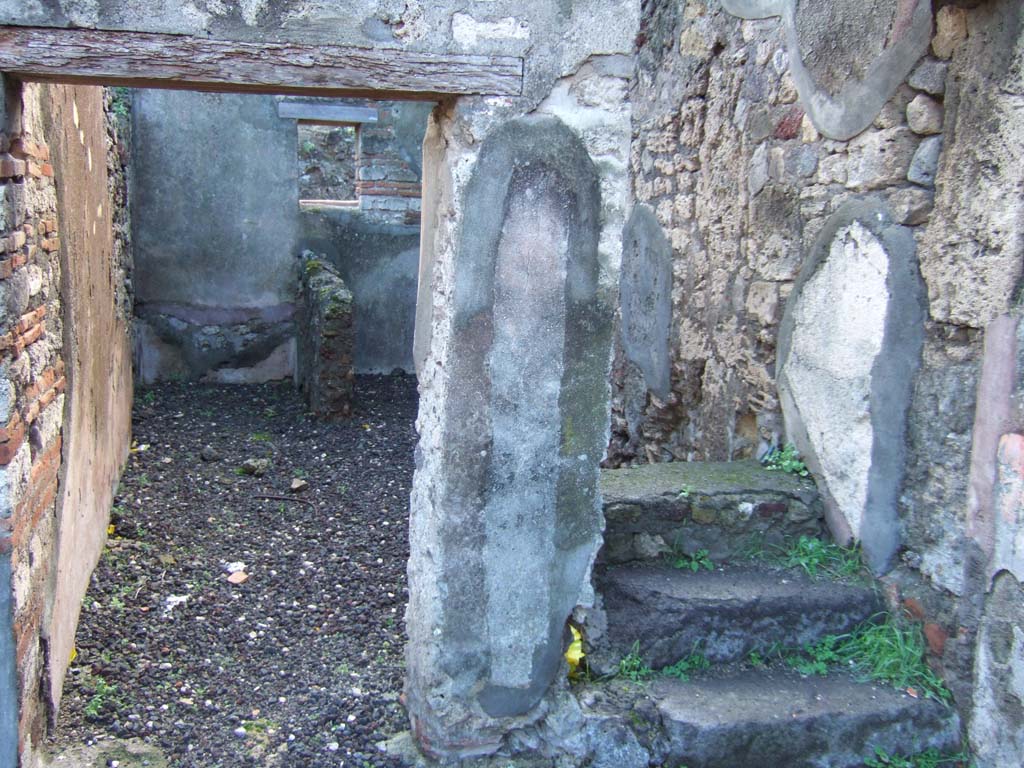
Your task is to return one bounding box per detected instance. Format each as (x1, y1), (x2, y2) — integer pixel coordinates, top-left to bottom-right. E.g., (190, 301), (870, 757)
(0, 26), (524, 100)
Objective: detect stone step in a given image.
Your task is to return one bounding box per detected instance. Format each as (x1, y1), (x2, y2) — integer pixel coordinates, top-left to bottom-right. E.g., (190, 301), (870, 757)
(599, 459), (826, 565)
(592, 563), (881, 669)
(577, 672), (962, 768)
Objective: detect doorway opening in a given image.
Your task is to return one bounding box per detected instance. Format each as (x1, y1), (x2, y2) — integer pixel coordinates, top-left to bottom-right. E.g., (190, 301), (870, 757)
(2, 76), (432, 765)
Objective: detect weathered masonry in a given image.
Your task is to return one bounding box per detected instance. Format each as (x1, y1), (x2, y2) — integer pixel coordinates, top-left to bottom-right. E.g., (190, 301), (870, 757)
(0, 1), (1022, 767)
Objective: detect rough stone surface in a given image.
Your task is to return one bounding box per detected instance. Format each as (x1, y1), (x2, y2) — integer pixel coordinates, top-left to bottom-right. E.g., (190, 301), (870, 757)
(918, 0), (1024, 329)
(619, 204), (672, 400)
(932, 6), (969, 60)
(991, 435), (1024, 582)
(593, 564), (881, 670)
(650, 672), (961, 768)
(908, 60), (948, 96)
(906, 94), (943, 135)
(722, 0), (933, 140)
(905, 137), (942, 188)
(845, 127), (918, 191)
(901, 324), (982, 597)
(405, 115), (611, 758)
(971, 571), (1024, 767)
(608, 0), (955, 470)
(297, 256), (355, 419)
(777, 199), (925, 573)
(599, 459), (825, 565)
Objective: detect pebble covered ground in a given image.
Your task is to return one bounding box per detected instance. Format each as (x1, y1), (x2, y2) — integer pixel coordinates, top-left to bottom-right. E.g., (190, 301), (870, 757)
(49, 375), (418, 767)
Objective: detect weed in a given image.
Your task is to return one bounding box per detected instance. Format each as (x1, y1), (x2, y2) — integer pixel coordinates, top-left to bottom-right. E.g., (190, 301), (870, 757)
(109, 87), (131, 118)
(109, 595), (125, 611)
(788, 616), (951, 702)
(662, 649), (710, 681)
(762, 443), (809, 476)
(250, 432), (272, 442)
(293, 468), (308, 479)
(748, 650), (766, 668)
(676, 483), (694, 500)
(618, 641), (654, 683)
(672, 548), (714, 573)
(781, 535), (862, 579)
(243, 717), (277, 734)
(140, 390), (156, 406)
(263, 406), (278, 418)
(864, 746), (973, 768)
(138, 473), (150, 487)
(83, 675), (119, 719)
(839, 618), (951, 702)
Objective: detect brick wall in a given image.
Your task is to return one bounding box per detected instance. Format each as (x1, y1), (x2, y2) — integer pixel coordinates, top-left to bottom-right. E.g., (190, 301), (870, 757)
(0, 79), (132, 767)
(354, 101), (424, 227)
(0, 79), (68, 762)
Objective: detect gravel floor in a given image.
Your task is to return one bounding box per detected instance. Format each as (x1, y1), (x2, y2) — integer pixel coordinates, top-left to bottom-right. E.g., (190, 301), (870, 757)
(50, 375), (418, 767)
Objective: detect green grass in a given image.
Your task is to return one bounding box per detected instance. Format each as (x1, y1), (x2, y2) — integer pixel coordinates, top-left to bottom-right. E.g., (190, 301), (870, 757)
(762, 443), (809, 476)
(785, 615), (951, 702)
(864, 746), (973, 768)
(618, 641), (654, 682)
(780, 535), (862, 579)
(249, 431), (272, 442)
(662, 649), (710, 681)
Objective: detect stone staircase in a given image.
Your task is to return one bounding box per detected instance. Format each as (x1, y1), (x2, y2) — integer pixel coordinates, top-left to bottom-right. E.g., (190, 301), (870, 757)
(577, 461), (962, 768)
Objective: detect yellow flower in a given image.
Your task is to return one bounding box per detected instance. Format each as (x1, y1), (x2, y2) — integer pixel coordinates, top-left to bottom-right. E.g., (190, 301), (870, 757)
(565, 625), (585, 676)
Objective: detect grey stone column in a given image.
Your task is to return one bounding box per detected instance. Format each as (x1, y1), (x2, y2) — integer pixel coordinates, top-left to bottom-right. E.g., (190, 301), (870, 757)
(406, 112), (611, 759)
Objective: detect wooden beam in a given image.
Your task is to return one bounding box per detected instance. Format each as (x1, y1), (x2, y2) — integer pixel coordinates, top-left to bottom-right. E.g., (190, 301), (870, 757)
(0, 26), (523, 100)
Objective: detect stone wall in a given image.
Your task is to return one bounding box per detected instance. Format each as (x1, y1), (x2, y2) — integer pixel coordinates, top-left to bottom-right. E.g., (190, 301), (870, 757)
(616, 1), (1024, 762)
(298, 123), (357, 201)
(131, 89), (299, 384)
(297, 255), (355, 418)
(0, 79), (132, 768)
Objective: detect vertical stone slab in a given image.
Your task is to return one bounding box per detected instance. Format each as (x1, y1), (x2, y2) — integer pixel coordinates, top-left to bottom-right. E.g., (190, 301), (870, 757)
(777, 199), (925, 573)
(620, 205), (673, 400)
(405, 115), (607, 758)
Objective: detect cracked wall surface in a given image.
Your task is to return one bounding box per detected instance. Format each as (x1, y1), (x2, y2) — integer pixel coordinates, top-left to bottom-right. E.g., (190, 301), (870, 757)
(615, 1), (1024, 761)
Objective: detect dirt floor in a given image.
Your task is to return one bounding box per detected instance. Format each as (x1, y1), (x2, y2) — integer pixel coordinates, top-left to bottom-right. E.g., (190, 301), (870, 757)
(49, 375), (418, 767)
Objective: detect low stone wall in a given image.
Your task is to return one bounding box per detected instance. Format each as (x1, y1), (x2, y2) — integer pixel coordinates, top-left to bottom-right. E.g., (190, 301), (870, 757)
(297, 256), (355, 418)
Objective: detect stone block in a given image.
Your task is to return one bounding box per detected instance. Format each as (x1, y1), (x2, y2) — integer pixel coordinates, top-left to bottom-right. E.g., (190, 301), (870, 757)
(906, 94), (943, 136)
(909, 60), (948, 96)
(908, 136), (943, 187)
(620, 205), (673, 399)
(887, 187), (934, 226)
(777, 199), (926, 573)
(932, 6), (968, 60)
(845, 128), (918, 191)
